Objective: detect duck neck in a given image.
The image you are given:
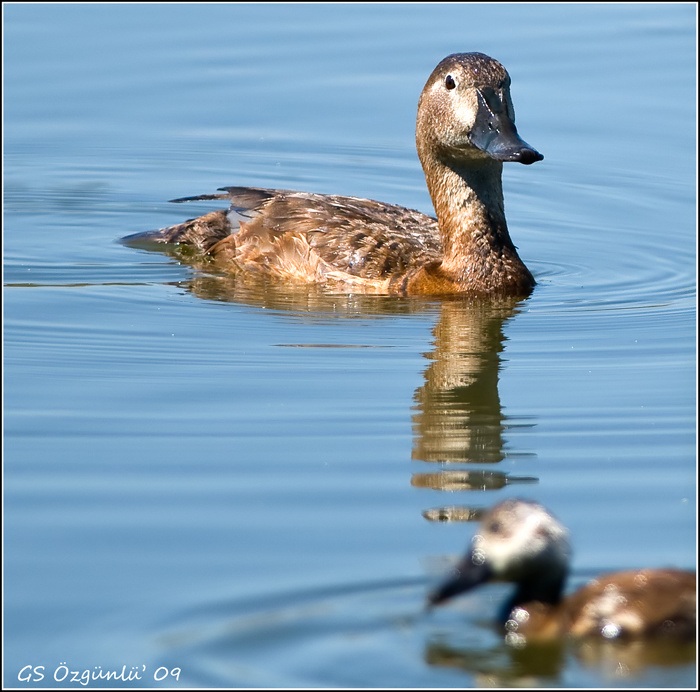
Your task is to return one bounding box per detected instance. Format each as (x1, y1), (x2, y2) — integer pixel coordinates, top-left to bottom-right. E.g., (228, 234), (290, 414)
(500, 570), (568, 624)
(422, 155), (528, 283)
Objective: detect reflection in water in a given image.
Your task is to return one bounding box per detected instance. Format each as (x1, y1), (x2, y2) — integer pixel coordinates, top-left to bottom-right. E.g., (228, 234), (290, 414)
(124, 247), (541, 523)
(410, 297), (539, 522)
(412, 299), (516, 464)
(414, 470), (537, 523)
(572, 636), (697, 678)
(411, 469), (537, 492)
(425, 633), (696, 685)
(120, 255), (691, 681)
(426, 636), (565, 685)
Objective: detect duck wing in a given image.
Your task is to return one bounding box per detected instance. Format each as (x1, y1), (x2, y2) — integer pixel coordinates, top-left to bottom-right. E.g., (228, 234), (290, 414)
(129, 186), (443, 284)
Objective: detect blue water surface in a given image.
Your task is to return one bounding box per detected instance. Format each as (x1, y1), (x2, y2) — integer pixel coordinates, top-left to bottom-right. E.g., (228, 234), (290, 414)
(3, 3), (697, 688)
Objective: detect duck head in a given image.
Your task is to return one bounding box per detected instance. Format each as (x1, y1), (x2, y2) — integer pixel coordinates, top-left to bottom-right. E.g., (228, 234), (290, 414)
(428, 499), (571, 613)
(416, 53), (543, 168)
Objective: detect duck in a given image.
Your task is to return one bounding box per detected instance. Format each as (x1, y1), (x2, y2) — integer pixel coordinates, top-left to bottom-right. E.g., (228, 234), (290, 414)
(428, 498), (696, 644)
(123, 52), (543, 297)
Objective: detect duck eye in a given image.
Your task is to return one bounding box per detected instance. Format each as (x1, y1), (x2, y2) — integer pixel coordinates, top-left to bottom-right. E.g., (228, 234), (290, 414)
(487, 520), (502, 533)
(444, 75), (456, 90)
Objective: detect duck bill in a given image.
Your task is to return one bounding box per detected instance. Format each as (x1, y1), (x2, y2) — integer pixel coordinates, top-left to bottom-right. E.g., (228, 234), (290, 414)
(469, 89), (543, 165)
(428, 551), (494, 607)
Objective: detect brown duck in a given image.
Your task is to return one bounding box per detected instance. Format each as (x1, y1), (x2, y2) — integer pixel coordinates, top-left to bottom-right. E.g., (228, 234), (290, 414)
(124, 53), (543, 296)
(428, 498), (696, 644)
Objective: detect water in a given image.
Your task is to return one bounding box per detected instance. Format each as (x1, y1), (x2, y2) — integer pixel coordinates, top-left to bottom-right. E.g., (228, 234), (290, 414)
(3, 3), (696, 688)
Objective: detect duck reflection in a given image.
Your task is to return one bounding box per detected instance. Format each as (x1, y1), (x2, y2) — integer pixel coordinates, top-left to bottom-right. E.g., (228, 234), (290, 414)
(412, 298), (514, 465)
(127, 262), (539, 521)
(425, 636), (565, 685)
(425, 632), (696, 684)
(409, 297), (537, 521)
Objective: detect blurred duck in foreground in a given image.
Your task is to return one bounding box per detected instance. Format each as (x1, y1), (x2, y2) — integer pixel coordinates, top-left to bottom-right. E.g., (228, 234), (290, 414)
(124, 52), (542, 297)
(428, 499), (696, 644)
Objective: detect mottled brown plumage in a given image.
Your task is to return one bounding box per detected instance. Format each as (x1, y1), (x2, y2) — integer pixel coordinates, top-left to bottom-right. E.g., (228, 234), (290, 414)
(428, 499), (696, 643)
(124, 53), (543, 296)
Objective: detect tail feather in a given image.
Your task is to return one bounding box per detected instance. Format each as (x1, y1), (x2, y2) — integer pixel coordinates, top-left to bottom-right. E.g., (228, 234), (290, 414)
(122, 209), (231, 252)
(169, 192), (231, 204)
(216, 186), (277, 211)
